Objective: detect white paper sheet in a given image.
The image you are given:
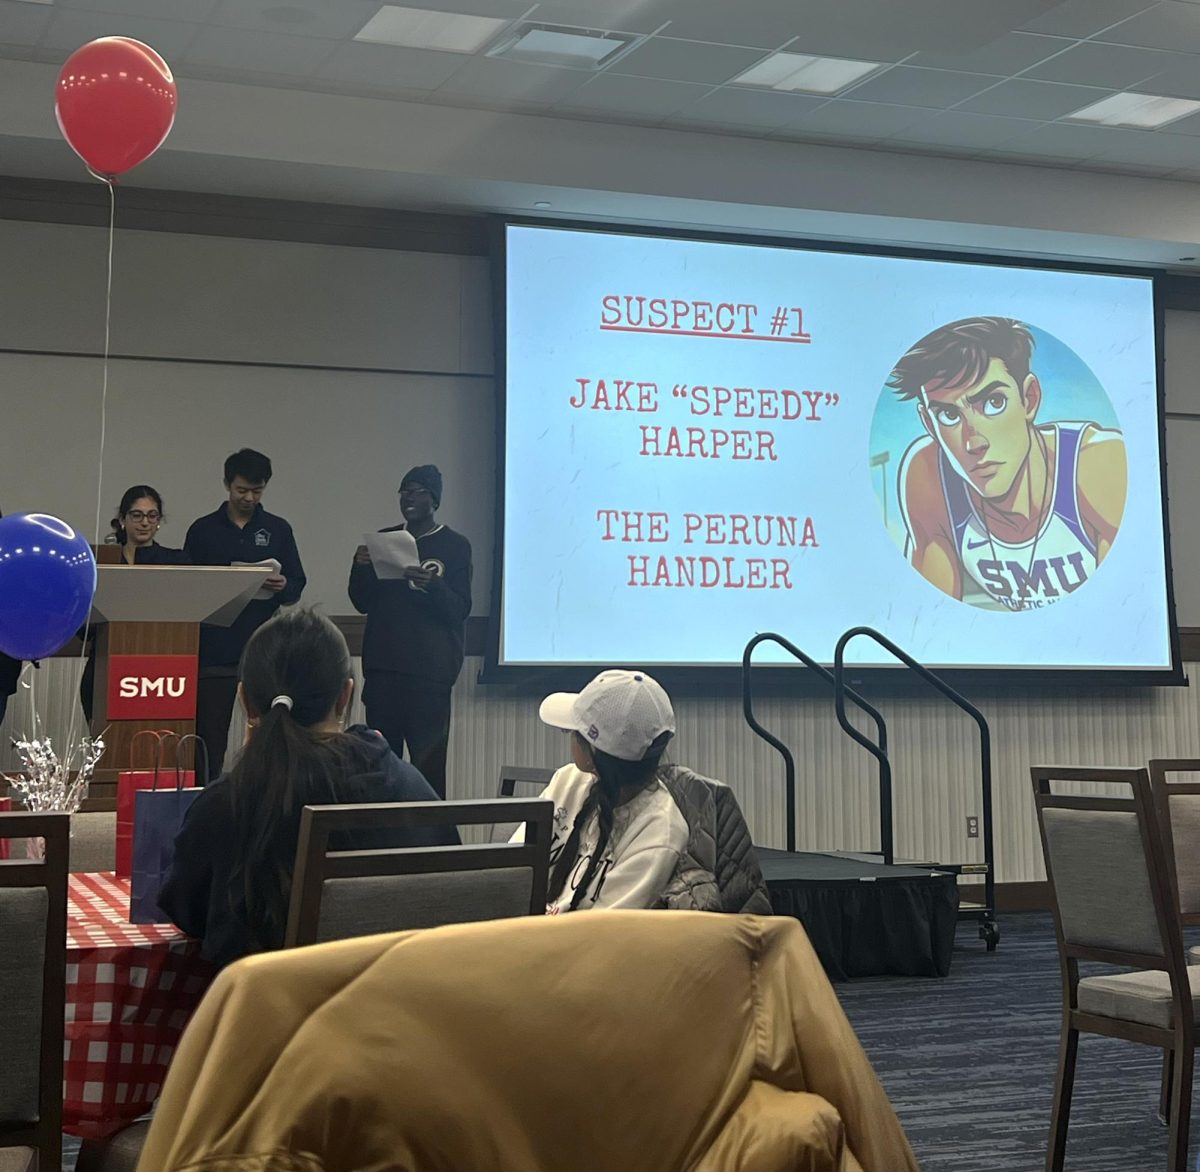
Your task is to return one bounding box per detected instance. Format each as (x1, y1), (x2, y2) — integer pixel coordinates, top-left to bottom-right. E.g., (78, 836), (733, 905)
(231, 558), (281, 600)
(364, 530), (420, 579)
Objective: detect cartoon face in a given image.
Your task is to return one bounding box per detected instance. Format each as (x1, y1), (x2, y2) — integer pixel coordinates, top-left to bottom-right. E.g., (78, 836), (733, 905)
(919, 357), (1041, 499)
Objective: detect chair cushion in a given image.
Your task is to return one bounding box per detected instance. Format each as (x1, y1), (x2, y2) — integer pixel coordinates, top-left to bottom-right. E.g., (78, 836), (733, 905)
(317, 867), (534, 942)
(1078, 965), (1200, 1029)
(75, 1120), (151, 1172)
(69, 811), (117, 873)
(0, 886), (48, 1124)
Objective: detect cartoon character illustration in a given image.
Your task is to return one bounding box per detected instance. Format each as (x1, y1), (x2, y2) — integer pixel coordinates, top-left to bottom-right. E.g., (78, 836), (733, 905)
(889, 317), (1126, 611)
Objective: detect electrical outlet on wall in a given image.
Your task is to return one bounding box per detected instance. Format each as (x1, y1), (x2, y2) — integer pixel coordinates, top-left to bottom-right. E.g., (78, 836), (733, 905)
(966, 815), (979, 839)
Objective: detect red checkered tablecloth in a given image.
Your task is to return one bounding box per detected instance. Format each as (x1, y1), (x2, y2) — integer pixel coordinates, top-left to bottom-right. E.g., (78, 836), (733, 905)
(64, 871), (214, 1139)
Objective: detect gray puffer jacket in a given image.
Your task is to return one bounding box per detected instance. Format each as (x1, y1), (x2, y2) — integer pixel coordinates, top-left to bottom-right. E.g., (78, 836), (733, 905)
(657, 765), (773, 915)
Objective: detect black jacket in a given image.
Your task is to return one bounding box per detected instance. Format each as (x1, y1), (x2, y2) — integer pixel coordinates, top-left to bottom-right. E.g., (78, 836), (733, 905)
(184, 504), (306, 670)
(349, 523), (472, 687)
(0, 652), (19, 699)
(158, 725), (456, 968)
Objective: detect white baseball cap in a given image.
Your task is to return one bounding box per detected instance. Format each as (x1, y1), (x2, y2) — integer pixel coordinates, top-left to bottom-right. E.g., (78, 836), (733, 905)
(539, 669), (676, 762)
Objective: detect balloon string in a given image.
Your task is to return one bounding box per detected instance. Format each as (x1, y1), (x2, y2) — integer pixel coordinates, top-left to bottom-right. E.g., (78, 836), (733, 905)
(93, 178), (114, 550)
(72, 178), (116, 762)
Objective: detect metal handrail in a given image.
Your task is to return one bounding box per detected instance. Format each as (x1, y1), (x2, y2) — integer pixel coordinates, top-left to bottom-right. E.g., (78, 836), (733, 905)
(742, 632), (888, 853)
(833, 626), (994, 900)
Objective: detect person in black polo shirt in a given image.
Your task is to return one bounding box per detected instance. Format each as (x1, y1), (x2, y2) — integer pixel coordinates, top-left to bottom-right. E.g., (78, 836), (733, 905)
(349, 464), (471, 798)
(185, 449), (306, 780)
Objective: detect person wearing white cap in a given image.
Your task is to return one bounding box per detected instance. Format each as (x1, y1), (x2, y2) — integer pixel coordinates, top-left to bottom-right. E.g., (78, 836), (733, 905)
(513, 669), (689, 914)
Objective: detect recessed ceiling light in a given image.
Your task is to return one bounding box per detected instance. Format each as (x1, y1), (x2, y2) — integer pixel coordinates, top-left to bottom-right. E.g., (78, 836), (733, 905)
(354, 5), (509, 53)
(732, 51), (884, 96)
(1066, 92), (1200, 129)
(487, 23), (639, 69)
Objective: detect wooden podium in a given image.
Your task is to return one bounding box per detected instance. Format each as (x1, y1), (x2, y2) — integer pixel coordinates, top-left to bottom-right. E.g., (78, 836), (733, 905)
(87, 564), (270, 804)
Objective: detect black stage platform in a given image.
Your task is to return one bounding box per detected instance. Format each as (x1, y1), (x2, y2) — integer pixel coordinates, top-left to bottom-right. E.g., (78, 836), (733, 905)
(758, 848), (960, 980)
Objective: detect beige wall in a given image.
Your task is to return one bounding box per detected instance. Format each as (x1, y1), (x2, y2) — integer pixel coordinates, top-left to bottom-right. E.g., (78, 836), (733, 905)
(1, 215), (1198, 882)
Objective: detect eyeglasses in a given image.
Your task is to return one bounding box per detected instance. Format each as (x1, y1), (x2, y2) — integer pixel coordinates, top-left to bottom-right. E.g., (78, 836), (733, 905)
(125, 511), (160, 523)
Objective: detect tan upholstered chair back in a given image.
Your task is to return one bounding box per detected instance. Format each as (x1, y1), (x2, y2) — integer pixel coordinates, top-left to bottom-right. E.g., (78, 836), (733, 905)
(1040, 806), (1163, 956)
(1032, 766), (1181, 967)
(0, 812), (69, 1172)
(1149, 760), (1200, 924)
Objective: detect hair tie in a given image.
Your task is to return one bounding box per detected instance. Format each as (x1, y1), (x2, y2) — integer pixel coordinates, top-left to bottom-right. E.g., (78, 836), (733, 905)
(271, 695), (293, 711)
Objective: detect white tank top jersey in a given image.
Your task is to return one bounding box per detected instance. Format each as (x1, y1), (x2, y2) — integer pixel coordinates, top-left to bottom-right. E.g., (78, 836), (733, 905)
(900, 422), (1104, 612)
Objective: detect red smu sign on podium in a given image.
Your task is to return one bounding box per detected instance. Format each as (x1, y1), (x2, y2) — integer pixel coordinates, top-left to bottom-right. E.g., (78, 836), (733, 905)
(106, 654), (198, 720)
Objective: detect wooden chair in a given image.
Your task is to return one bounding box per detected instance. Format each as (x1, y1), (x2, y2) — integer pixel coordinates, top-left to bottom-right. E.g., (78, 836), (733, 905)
(1148, 758), (1200, 1120)
(496, 766), (555, 799)
(0, 812), (70, 1172)
(491, 767), (555, 843)
(284, 799), (553, 948)
(1032, 765), (1195, 1172)
(1148, 759), (1200, 931)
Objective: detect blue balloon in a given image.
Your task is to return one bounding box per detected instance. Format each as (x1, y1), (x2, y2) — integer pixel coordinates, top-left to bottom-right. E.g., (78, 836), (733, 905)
(0, 513), (97, 661)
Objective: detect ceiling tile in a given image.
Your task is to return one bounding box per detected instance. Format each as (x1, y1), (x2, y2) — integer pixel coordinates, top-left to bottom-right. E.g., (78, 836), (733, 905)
(608, 37), (763, 85)
(207, 0), (381, 40)
(432, 56), (591, 108)
(0, 0), (53, 44)
(842, 66), (1001, 110)
(1090, 126), (1200, 166)
(1019, 0), (1161, 38)
(907, 32), (1072, 73)
(350, 0), (531, 17)
(559, 74), (711, 119)
(669, 86), (824, 129)
(525, 0), (674, 36)
(1094, 3), (1200, 52)
(1022, 40), (1174, 87)
(787, 98), (931, 141)
(1158, 107), (1200, 134)
(956, 78), (1115, 119)
(56, 0), (220, 19)
(182, 24), (335, 74)
(890, 110), (1042, 149)
(313, 40), (466, 93)
(1136, 52), (1200, 99)
(647, 0), (812, 50)
(42, 8), (201, 59)
(994, 120), (1123, 159)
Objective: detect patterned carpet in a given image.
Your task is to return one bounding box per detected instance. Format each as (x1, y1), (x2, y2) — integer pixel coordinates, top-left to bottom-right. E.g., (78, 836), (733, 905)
(838, 911), (1195, 1172)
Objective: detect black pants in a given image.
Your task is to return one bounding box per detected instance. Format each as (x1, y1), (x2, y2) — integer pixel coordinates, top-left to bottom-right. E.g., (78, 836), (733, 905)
(80, 653), (96, 727)
(195, 674), (239, 782)
(364, 673), (452, 798)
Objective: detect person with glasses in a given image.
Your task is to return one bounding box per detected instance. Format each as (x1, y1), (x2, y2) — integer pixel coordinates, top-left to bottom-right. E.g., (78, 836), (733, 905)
(81, 484), (189, 724)
(349, 464), (472, 798)
(185, 449), (306, 780)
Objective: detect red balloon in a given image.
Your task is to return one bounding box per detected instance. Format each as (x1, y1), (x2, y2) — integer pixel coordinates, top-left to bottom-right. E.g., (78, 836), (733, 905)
(55, 37), (177, 179)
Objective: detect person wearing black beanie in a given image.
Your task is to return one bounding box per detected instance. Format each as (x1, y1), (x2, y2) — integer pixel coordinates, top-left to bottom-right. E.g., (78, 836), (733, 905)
(349, 464), (472, 797)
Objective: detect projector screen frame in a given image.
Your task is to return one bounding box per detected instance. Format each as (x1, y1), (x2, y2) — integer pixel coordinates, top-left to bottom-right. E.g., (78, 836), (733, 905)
(483, 215), (1184, 690)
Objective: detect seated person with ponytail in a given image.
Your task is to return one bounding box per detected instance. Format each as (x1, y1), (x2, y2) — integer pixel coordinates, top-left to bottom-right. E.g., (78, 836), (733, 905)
(160, 609), (455, 968)
(514, 670), (690, 914)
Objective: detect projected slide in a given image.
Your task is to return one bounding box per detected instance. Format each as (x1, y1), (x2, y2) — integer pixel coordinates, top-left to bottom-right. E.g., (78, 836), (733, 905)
(501, 224), (1170, 670)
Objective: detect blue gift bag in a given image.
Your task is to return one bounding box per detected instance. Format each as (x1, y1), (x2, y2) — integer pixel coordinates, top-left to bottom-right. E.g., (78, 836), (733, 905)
(129, 734), (206, 924)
